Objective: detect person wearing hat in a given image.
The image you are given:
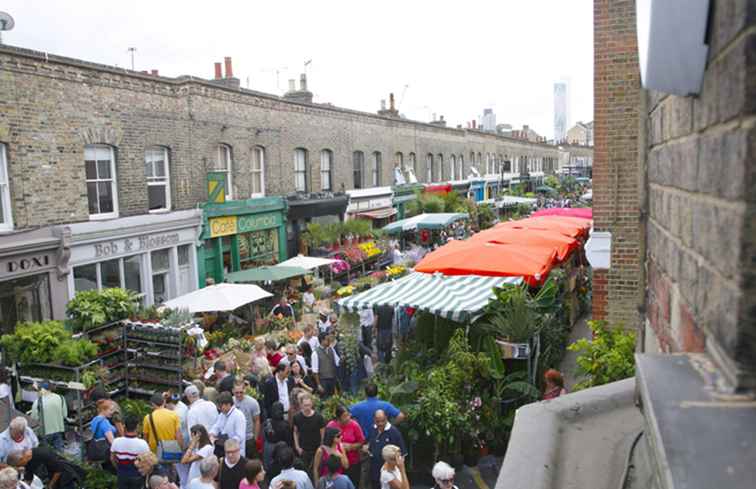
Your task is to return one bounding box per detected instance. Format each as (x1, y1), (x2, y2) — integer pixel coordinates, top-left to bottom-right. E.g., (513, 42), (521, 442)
(184, 386), (219, 435)
(29, 381), (67, 453)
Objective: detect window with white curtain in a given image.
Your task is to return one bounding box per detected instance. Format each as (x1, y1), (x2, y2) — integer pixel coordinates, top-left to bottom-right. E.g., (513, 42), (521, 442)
(151, 249), (171, 305)
(409, 153), (416, 175)
(85, 144), (118, 219)
(320, 149), (333, 191)
(216, 144), (233, 200)
(372, 151), (382, 186)
(252, 146), (265, 197)
(450, 155), (456, 180)
(145, 146), (170, 211)
(0, 145), (12, 231)
(426, 154), (434, 182)
(458, 155), (464, 179)
(294, 148), (308, 192)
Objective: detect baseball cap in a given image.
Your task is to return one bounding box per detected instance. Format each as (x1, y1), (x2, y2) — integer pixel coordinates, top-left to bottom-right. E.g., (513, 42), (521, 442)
(184, 385), (200, 398)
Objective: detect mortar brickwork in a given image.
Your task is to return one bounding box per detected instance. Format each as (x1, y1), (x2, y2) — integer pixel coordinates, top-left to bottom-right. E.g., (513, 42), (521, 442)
(644, 0), (756, 390)
(592, 0), (643, 327)
(0, 45), (584, 230)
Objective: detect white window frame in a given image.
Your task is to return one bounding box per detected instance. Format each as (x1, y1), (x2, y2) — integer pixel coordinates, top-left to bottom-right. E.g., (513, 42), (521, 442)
(409, 153), (416, 174)
(320, 149), (332, 191)
(450, 155), (456, 180)
(85, 144), (119, 220)
(426, 154), (433, 182)
(458, 155), (464, 179)
(0, 144), (12, 231)
(145, 146), (171, 212)
(294, 148), (308, 193)
(71, 255), (145, 301)
(217, 145), (233, 200)
(252, 146), (265, 197)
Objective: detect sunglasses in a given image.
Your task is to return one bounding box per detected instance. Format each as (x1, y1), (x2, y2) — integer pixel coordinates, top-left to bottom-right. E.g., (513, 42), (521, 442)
(439, 479), (454, 484)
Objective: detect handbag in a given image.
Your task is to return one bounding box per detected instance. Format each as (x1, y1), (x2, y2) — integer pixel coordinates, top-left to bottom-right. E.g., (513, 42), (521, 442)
(148, 413), (182, 464)
(85, 417), (110, 462)
(213, 434), (229, 458)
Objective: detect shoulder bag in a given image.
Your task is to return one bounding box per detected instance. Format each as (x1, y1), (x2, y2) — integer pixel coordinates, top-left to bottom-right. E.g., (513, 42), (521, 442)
(85, 417), (110, 462)
(148, 413), (182, 464)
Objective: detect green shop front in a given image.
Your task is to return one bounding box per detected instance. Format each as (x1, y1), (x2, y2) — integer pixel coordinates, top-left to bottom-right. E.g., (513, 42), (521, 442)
(198, 197), (288, 285)
(392, 183), (423, 219)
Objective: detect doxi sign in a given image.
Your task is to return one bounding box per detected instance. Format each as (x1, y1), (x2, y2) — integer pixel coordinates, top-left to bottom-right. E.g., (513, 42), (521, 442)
(2, 254), (52, 277)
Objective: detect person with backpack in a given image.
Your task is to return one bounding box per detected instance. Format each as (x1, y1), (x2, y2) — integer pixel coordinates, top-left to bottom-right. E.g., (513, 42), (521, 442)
(316, 455), (354, 489)
(143, 393), (183, 464)
(29, 382), (67, 453)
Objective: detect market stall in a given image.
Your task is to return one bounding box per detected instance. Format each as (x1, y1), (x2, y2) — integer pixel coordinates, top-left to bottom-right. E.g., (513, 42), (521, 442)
(531, 207), (593, 219)
(225, 265), (308, 284)
(470, 226), (580, 263)
(162, 283), (272, 312)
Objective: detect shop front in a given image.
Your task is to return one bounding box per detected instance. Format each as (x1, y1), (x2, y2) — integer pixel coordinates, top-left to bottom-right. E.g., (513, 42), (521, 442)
(469, 179), (485, 203)
(199, 197), (288, 285)
(346, 187), (397, 227)
(286, 192), (349, 258)
(392, 183), (423, 220)
(61, 210), (202, 307)
(0, 228), (69, 334)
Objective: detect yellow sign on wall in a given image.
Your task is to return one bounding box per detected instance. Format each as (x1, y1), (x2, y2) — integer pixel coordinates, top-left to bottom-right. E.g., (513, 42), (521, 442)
(209, 216), (237, 238)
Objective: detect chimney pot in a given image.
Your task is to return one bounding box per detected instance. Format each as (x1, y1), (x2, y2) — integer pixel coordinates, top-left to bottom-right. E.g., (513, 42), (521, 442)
(440, 115), (444, 121)
(288, 79), (296, 92)
(389, 93), (395, 111)
(224, 57), (233, 78)
(151, 69), (158, 76)
(214, 62), (222, 80)
(300, 73), (307, 91)
(380, 99), (386, 110)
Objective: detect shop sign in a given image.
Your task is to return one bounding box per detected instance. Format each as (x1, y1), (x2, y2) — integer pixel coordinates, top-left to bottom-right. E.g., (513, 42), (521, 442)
(207, 172), (227, 204)
(0, 253), (54, 278)
(209, 216), (238, 238)
(70, 227), (197, 264)
(237, 213), (281, 233)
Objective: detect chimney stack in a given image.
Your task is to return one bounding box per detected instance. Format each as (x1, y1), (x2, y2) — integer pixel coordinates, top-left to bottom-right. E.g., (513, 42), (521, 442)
(300, 73), (307, 91)
(389, 93), (395, 111)
(224, 57), (233, 78)
(214, 62), (222, 80)
(151, 69), (159, 76)
(440, 115), (445, 122)
(288, 79), (296, 92)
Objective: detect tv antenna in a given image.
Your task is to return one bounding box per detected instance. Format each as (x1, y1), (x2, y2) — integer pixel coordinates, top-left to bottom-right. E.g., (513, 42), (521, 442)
(261, 66), (287, 92)
(127, 47), (136, 70)
(398, 84), (409, 111)
(0, 12), (15, 45)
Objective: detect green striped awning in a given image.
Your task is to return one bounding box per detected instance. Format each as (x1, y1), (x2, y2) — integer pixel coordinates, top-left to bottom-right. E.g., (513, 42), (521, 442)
(337, 272), (522, 322)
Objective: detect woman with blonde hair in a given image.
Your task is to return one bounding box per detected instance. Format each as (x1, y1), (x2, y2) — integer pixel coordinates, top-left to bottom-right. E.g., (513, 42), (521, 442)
(380, 445), (409, 489)
(135, 451), (169, 489)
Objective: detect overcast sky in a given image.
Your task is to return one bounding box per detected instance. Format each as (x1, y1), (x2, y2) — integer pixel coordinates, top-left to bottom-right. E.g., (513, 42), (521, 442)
(2, 0), (593, 139)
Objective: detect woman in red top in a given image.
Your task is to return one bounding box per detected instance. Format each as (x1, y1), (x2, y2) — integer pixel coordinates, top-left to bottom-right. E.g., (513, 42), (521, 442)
(313, 427), (349, 486)
(266, 339), (284, 368)
(326, 405), (365, 487)
(542, 369), (568, 400)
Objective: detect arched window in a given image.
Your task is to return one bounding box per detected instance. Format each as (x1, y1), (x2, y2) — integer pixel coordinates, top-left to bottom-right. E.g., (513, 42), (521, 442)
(252, 146), (265, 197)
(145, 146), (170, 211)
(320, 149), (333, 191)
(353, 151), (365, 189)
(395, 152), (404, 170)
(486, 153), (492, 175)
(436, 154), (443, 181)
(409, 153), (417, 175)
(372, 151), (382, 186)
(426, 153), (434, 182)
(477, 152), (482, 171)
(215, 144), (233, 200)
(450, 155), (457, 180)
(458, 154), (464, 179)
(469, 151), (475, 169)
(85, 144), (119, 218)
(294, 148), (308, 192)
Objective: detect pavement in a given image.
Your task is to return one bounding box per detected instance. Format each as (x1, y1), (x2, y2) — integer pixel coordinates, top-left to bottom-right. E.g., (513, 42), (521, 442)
(559, 314), (592, 390)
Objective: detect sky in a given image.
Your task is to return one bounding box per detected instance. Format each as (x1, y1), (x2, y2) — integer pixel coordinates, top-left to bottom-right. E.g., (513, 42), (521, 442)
(1, 0), (593, 139)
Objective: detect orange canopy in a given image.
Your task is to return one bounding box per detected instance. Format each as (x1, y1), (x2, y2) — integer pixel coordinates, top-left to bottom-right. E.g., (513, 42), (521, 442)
(415, 240), (557, 286)
(470, 226), (579, 262)
(495, 216), (591, 239)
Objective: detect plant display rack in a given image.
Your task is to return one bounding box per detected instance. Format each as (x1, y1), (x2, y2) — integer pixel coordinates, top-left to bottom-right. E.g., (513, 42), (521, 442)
(124, 320), (185, 397)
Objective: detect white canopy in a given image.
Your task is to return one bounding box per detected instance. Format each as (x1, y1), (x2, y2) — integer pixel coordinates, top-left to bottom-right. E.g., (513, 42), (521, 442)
(163, 283), (272, 313)
(277, 254), (338, 270)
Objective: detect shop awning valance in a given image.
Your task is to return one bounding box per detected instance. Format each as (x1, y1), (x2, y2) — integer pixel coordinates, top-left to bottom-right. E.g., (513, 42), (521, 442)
(496, 196), (538, 208)
(226, 265), (308, 283)
(276, 255), (337, 270)
(382, 213), (469, 234)
(531, 208), (593, 219)
(338, 272), (522, 322)
(356, 208), (397, 220)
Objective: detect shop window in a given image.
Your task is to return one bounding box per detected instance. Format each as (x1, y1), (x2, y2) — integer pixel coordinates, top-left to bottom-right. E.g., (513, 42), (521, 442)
(216, 144), (233, 200)
(177, 244), (193, 297)
(477, 152), (482, 171)
(124, 255), (142, 294)
(426, 154), (434, 182)
(100, 259), (121, 289)
(84, 144), (118, 219)
(372, 151), (382, 187)
(151, 249), (171, 305)
(353, 151), (364, 189)
(0, 144), (12, 231)
(144, 146), (171, 211)
(74, 255), (144, 297)
(320, 149), (333, 191)
(252, 146), (265, 197)
(74, 264), (98, 291)
(0, 273), (51, 334)
(450, 155), (456, 180)
(294, 148), (308, 193)
(238, 229), (277, 266)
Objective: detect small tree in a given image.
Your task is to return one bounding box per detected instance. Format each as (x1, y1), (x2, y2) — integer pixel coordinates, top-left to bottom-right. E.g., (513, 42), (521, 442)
(568, 320), (636, 390)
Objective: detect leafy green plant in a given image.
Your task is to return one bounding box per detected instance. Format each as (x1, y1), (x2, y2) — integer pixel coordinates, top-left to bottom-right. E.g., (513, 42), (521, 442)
(82, 462), (117, 489)
(53, 339), (98, 366)
(316, 392), (360, 422)
(477, 203), (496, 229)
(0, 321), (98, 365)
(568, 320), (636, 390)
(120, 398), (152, 419)
(162, 308), (193, 328)
(302, 223), (328, 247)
(81, 371), (98, 389)
(67, 288), (139, 331)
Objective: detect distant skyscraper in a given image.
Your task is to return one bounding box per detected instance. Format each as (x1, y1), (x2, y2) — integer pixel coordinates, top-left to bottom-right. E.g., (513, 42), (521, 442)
(481, 108), (496, 132)
(554, 80), (570, 142)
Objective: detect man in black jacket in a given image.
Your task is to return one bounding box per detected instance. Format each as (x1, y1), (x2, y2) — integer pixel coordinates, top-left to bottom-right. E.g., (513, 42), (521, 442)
(262, 363), (291, 418)
(7, 446), (84, 489)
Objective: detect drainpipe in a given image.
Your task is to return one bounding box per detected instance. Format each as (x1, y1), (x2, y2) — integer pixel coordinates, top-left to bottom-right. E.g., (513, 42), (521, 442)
(637, 89), (650, 352)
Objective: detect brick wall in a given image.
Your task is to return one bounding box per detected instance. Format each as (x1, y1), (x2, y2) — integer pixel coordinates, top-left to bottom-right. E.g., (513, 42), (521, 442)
(0, 45), (578, 230)
(644, 0), (756, 390)
(592, 0), (643, 327)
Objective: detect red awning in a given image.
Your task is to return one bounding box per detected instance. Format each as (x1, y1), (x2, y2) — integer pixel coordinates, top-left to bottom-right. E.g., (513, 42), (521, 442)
(532, 208), (593, 219)
(356, 207), (397, 220)
(424, 184), (452, 194)
(470, 226), (579, 263)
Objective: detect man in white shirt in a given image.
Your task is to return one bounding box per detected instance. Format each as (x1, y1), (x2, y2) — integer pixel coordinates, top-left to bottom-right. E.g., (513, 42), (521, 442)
(209, 393), (246, 457)
(311, 334), (341, 398)
(302, 286), (316, 312)
(359, 307), (375, 331)
(270, 446), (314, 489)
(184, 385), (218, 433)
(279, 344), (308, 374)
(297, 325), (320, 352)
(263, 364), (291, 416)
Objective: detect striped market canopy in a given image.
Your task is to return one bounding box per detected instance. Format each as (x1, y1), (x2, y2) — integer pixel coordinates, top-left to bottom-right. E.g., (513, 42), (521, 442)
(337, 272), (522, 322)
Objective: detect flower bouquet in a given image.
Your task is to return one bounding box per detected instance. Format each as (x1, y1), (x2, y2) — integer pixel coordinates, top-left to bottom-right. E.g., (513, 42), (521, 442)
(341, 246), (367, 265)
(330, 259), (351, 275)
(385, 264), (407, 278)
(358, 241), (383, 258)
(336, 285), (354, 297)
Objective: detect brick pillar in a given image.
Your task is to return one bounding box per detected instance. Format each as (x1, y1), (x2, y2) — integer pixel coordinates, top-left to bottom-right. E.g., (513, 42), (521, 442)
(592, 0), (642, 327)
